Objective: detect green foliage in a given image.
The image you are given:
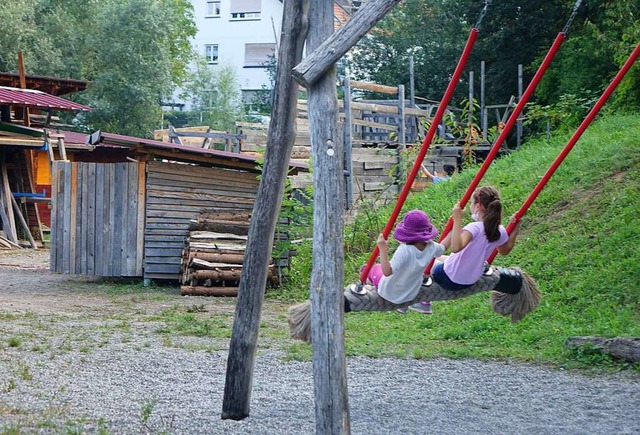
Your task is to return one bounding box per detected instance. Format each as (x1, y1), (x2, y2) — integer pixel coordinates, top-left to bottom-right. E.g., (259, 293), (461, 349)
(274, 113), (640, 369)
(0, 0), (196, 137)
(525, 92), (600, 134)
(181, 60), (245, 131)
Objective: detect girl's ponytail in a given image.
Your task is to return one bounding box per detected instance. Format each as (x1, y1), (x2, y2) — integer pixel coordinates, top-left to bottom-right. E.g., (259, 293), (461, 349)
(475, 186), (502, 242)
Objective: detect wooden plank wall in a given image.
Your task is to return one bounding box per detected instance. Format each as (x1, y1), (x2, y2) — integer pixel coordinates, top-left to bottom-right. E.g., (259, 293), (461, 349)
(144, 161), (259, 281)
(350, 147), (400, 206)
(50, 161), (144, 276)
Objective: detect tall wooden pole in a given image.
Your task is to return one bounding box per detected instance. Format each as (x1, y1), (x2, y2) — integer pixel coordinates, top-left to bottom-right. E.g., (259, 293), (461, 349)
(17, 52), (30, 127)
(307, 0), (350, 432)
(221, 0), (309, 420)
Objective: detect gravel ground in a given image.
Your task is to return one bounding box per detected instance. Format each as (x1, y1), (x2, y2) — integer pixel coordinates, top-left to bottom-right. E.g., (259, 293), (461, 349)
(1, 251), (639, 434)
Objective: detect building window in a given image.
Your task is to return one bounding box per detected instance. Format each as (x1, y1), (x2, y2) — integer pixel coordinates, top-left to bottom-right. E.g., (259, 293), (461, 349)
(230, 0), (261, 20)
(206, 1), (221, 17)
(205, 44), (219, 64)
(244, 43), (275, 67)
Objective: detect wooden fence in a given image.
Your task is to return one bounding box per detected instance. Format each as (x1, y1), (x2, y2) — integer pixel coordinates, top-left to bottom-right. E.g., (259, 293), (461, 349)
(50, 161), (145, 276)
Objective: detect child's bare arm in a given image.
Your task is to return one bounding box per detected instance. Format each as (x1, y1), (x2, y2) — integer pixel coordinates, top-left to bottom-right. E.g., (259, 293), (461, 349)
(497, 215), (521, 255)
(450, 203), (472, 252)
(377, 234), (393, 276)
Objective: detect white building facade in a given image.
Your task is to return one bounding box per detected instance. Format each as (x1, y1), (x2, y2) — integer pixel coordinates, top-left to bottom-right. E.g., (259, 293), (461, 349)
(191, 0), (284, 105)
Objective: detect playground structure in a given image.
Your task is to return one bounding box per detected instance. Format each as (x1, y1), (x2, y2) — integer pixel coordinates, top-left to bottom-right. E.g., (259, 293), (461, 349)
(176, 65), (522, 211)
(223, 0), (639, 432)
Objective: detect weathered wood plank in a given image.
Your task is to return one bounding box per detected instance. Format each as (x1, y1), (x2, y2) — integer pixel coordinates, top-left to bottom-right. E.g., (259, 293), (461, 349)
(94, 164), (105, 276)
(49, 162), (59, 271)
(86, 163), (97, 275)
(136, 161), (146, 276)
(292, 0), (401, 87)
(102, 164), (113, 276)
(349, 80), (397, 94)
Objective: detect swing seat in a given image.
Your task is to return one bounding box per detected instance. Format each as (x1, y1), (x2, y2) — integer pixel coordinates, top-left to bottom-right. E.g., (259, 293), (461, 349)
(289, 266), (541, 343)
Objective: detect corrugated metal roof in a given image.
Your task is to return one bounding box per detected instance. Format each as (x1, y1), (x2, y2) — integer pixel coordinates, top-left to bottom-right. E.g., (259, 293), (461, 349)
(59, 130), (90, 145)
(0, 72), (88, 96)
(0, 86), (91, 111)
(89, 131), (308, 171)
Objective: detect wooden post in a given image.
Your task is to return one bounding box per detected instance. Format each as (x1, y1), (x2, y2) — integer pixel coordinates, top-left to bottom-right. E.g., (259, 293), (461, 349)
(517, 64), (523, 150)
(398, 84), (405, 149)
(343, 76), (353, 209)
(481, 61), (487, 141)
(468, 71), (474, 126)
(17, 51), (30, 127)
(57, 137), (68, 161)
(221, 0), (309, 421)
(307, 0), (350, 433)
(0, 149), (18, 242)
(292, 0), (402, 87)
(10, 194), (37, 249)
(409, 55), (417, 143)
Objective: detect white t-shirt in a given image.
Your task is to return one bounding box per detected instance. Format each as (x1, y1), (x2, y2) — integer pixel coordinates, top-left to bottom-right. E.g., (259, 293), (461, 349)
(377, 241), (446, 304)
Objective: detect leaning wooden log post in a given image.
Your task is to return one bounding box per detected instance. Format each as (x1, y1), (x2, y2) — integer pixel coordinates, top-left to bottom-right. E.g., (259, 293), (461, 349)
(221, 0), (309, 421)
(292, 0), (402, 87)
(10, 194), (37, 249)
(307, 0), (350, 433)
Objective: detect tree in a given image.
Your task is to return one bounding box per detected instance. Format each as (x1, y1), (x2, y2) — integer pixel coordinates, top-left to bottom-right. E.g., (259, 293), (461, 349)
(78, 0), (196, 137)
(0, 0), (64, 74)
(183, 59), (245, 131)
(0, 0), (196, 138)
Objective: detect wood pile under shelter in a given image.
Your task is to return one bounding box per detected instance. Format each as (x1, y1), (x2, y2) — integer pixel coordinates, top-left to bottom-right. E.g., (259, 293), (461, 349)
(49, 131), (307, 289)
(180, 209), (284, 296)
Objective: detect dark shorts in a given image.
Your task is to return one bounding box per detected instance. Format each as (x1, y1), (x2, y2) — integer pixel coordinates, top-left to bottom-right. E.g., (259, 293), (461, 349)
(432, 263), (472, 291)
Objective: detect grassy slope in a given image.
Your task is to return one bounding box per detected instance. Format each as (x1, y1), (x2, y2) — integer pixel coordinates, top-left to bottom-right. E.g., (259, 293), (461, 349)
(282, 113), (640, 370)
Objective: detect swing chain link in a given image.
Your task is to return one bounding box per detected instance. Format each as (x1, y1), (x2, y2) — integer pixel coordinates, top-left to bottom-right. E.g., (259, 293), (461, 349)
(474, 0), (491, 30)
(562, 0), (583, 35)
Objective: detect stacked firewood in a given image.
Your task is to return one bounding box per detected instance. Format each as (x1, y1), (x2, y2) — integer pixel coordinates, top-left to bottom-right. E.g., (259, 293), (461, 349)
(180, 210), (278, 296)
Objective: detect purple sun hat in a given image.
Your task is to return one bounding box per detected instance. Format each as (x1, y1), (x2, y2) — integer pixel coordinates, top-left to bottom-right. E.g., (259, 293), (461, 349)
(393, 209), (439, 243)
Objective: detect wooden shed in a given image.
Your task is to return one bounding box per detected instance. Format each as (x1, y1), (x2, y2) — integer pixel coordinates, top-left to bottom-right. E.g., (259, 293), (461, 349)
(49, 131), (306, 283)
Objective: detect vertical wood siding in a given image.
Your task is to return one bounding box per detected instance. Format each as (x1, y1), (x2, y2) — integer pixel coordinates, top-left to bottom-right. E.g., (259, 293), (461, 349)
(50, 161), (144, 277)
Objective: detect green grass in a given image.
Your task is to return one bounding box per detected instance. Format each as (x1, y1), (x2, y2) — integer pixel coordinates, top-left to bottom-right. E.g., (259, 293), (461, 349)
(275, 113), (640, 371)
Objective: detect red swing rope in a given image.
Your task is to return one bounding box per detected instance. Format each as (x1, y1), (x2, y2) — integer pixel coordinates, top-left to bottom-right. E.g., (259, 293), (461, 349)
(357, 27), (479, 285)
(423, 26), (573, 275)
(486, 40), (640, 264)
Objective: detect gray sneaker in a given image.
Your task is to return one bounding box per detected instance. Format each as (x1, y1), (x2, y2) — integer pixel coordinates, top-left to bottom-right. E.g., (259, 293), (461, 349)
(408, 301), (432, 314)
(396, 307), (408, 314)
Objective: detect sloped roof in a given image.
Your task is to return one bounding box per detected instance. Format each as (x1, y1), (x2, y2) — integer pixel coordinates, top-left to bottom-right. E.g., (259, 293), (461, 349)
(0, 72), (88, 96)
(0, 87), (91, 112)
(88, 131), (308, 172)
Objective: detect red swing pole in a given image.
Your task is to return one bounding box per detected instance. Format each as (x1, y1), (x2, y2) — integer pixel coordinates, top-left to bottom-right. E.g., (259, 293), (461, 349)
(422, 2), (582, 275)
(357, 27), (479, 285)
(487, 40), (640, 264)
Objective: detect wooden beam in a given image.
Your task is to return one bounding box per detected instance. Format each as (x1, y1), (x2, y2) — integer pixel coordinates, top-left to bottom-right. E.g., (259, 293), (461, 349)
(10, 194), (37, 248)
(349, 80), (398, 94)
(292, 0), (402, 87)
(306, 0), (350, 433)
(0, 149), (17, 242)
(221, 0), (309, 421)
(17, 52), (30, 128)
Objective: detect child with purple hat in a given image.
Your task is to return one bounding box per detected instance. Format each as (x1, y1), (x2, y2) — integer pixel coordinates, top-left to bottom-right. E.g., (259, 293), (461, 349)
(364, 209), (449, 307)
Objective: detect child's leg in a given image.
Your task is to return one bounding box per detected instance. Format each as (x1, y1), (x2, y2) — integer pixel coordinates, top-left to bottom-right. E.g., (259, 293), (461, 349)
(367, 264), (384, 287)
